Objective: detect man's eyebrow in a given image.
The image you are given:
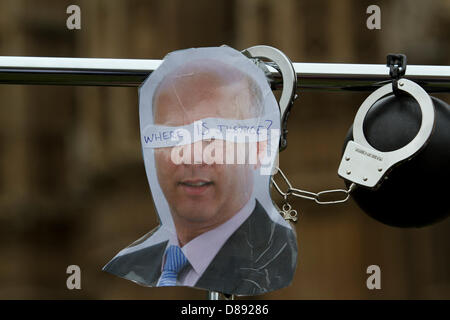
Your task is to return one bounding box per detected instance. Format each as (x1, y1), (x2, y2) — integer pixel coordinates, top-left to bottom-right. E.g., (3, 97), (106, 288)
(156, 120), (183, 126)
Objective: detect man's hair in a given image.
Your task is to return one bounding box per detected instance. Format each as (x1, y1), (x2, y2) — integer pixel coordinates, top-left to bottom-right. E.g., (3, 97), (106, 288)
(151, 59), (264, 123)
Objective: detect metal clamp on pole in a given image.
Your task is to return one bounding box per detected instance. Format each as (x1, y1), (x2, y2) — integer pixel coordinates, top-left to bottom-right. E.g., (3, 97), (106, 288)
(387, 53), (407, 95)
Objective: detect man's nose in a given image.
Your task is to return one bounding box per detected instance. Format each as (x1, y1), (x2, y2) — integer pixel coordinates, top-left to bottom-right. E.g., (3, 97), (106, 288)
(182, 140), (221, 166)
(174, 140), (210, 166)
(191, 140), (205, 165)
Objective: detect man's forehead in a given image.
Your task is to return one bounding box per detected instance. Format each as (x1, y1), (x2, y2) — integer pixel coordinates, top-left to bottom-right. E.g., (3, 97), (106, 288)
(153, 66), (254, 125)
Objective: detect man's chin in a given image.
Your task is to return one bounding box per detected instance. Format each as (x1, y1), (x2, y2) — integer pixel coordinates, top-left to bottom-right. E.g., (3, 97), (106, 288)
(173, 207), (216, 224)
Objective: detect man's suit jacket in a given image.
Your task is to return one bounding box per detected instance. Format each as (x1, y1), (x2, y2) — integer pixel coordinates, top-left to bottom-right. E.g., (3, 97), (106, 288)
(103, 200), (297, 296)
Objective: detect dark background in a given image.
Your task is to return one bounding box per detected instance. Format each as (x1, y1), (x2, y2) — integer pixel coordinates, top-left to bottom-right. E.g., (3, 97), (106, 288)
(0, 0), (449, 299)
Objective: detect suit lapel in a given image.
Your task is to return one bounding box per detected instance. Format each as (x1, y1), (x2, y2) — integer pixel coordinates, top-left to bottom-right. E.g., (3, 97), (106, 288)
(195, 200), (273, 294)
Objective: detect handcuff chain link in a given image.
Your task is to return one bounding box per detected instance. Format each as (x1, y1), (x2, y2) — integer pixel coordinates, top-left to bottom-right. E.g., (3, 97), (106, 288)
(271, 167), (356, 205)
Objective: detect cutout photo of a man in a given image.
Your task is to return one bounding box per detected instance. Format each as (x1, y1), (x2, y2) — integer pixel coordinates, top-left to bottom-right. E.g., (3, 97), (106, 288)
(103, 46), (298, 296)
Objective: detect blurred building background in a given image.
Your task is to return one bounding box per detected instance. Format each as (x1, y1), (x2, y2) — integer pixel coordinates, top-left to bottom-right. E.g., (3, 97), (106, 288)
(0, 0), (449, 299)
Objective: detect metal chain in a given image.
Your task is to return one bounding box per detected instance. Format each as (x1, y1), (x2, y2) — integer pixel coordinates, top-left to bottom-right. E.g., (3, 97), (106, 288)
(271, 167), (356, 205)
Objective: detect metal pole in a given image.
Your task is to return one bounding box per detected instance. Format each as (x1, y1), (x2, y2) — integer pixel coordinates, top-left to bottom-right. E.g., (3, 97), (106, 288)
(0, 56), (449, 92)
(208, 291), (220, 300)
(207, 291), (234, 300)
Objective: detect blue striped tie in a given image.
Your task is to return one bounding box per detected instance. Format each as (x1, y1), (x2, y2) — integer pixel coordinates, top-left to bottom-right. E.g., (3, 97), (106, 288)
(158, 245), (188, 286)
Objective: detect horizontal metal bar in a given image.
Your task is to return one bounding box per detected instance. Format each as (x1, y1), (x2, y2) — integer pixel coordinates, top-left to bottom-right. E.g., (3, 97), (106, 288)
(0, 56), (449, 92)
(0, 56), (160, 87)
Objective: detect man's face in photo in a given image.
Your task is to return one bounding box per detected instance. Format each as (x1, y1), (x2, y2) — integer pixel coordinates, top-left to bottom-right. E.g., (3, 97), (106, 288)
(152, 66), (263, 233)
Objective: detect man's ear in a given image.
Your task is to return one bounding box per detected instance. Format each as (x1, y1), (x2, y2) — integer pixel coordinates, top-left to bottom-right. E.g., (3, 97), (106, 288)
(254, 139), (268, 170)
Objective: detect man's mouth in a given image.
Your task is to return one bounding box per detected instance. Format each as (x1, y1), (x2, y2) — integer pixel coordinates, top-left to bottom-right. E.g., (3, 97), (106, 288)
(178, 179), (213, 196)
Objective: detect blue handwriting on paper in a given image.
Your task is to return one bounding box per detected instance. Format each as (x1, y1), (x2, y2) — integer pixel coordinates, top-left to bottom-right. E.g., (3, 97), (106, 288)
(143, 130), (184, 144)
